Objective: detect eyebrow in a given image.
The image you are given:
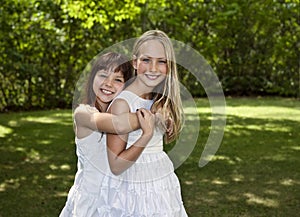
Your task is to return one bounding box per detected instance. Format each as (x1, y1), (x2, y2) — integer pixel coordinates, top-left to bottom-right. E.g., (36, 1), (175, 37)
(114, 73), (125, 78)
(140, 54), (166, 59)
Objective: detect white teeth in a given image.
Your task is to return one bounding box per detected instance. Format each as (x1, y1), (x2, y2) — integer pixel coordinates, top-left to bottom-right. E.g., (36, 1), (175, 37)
(101, 89), (113, 94)
(146, 74), (159, 80)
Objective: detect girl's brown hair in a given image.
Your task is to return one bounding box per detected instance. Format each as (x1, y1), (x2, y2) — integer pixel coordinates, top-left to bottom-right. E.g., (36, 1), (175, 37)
(82, 52), (133, 112)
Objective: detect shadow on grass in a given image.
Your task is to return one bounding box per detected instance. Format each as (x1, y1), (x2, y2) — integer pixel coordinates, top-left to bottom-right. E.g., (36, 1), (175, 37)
(0, 110), (75, 217)
(175, 109), (300, 216)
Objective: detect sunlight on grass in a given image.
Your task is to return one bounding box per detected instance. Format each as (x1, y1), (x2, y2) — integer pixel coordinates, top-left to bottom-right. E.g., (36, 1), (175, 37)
(211, 155), (242, 165)
(226, 124), (291, 132)
(8, 120), (18, 127)
(49, 164), (59, 170)
(38, 140), (52, 145)
(0, 125), (13, 138)
(24, 148), (47, 163)
(0, 176), (26, 192)
(21, 116), (71, 125)
(280, 178), (299, 186)
(197, 107), (211, 114)
(286, 146), (300, 151)
(231, 174), (245, 182)
(262, 154), (288, 161)
(49, 163), (71, 171)
(226, 106), (300, 121)
(60, 164), (71, 170)
(226, 195), (239, 202)
(244, 193), (279, 208)
(264, 189), (280, 196)
(16, 147), (26, 152)
(184, 180), (194, 185)
(7, 111), (73, 127)
(184, 106), (201, 114)
(211, 178), (228, 185)
(45, 174), (59, 180)
(55, 191), (68, 197)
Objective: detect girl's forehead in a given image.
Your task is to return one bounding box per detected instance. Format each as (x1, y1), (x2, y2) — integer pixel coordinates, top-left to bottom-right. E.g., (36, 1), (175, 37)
(113, 70), (124, 76)
(97, 68), (124, 75)
(139, 40), (166, 58)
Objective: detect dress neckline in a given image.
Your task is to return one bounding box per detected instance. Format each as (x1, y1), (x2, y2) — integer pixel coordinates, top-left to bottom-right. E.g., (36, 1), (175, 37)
(122, 90), (153, 102)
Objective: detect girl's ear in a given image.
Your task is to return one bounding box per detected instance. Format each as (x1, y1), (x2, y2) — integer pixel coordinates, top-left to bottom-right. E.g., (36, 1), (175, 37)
(132, 55), (137, 69)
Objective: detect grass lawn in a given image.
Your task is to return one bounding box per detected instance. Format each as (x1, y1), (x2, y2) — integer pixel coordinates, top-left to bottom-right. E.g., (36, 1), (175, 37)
(0, 97), (299, 217)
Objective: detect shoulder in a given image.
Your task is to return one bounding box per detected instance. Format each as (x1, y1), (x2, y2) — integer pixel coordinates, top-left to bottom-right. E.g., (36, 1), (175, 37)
(74, 104), (98, 112)
(107, 91), (134, 114)
(116, 90), (141, 101)
(74, 104), (98, 122)
(108, 98), (130, 115)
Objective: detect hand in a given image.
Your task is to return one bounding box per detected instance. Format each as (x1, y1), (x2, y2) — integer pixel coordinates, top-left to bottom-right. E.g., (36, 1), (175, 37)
(136, 108), (155, 138)
(154, 108), (174, 137)
(165, 117), (174, 136)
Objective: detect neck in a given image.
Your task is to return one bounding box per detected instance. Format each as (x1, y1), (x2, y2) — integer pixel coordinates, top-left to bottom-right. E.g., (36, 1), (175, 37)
(126, 80), (153, 99)
(95, 100), (108, 112)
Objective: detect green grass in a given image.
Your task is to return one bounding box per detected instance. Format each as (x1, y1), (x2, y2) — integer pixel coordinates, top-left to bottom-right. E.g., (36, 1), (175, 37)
(1, 97), (300, 217)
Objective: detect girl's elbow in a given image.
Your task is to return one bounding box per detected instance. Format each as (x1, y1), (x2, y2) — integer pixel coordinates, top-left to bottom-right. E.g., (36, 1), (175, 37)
(108, 161), (123, 175)
(109, 167), (123, 176)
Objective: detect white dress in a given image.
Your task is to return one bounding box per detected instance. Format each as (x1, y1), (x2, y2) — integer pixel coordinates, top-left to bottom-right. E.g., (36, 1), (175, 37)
(59, 105), (110, 217)
(97, 91), (188, 217)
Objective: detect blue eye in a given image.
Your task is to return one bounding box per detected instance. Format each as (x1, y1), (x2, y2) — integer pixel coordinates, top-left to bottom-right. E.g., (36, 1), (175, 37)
(115, 79), (124, 83)
(142, 58), (150, 63)
(158, 60), (167, 64)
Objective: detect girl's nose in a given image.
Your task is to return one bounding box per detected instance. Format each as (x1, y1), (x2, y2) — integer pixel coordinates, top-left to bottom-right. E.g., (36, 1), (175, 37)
(149, 60), (158, 72)
(103, 76), (113, 86)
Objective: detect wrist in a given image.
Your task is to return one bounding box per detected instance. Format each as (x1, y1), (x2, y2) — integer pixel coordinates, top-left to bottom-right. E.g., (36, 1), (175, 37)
(141, 132), (153, 143)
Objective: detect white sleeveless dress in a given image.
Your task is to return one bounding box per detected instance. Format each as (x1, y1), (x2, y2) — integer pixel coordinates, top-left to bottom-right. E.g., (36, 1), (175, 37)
(97, 91), (188, 217)
(59, 105), (110, 217)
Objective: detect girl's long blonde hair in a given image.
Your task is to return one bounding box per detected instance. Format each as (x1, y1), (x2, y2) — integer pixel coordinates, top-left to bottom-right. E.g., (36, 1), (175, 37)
(132, 30), (184, 143)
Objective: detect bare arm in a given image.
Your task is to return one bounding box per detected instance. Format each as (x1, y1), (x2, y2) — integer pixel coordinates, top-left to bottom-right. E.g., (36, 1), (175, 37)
(106, 99), (155, 175)
(74, 104), (140, 138)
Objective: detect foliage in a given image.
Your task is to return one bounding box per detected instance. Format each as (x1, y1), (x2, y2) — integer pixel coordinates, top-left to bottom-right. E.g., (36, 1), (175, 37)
(0, 97), (299, 216)
(0, 0), (299, 111)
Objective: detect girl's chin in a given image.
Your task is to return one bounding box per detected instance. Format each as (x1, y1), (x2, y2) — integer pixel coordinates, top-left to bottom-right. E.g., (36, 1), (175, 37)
(98, 96), (114, 103)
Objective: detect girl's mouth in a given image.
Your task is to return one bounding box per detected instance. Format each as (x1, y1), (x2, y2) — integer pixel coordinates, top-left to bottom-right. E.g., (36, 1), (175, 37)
(100, 88), (113, 95)
(145, 73), (160, 80)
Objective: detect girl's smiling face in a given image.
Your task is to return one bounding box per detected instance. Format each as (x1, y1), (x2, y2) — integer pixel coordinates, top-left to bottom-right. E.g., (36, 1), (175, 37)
(93, 69), (125, 105)
(133, 40), (168, 88)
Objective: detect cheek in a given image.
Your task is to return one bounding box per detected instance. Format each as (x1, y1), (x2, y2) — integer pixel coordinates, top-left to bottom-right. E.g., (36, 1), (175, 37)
(93, 77), (104, 93)
(94, 76), (104, 86)
(160, 65), (168, 74)
(92, 79), (98, 92)
(114, 83), (125, 93)
(137, 62), (147, 71)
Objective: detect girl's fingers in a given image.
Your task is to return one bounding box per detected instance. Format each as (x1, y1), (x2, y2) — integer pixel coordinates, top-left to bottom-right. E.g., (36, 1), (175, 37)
(166, 118), (174, 136)
(138, 108), (150, 118)
(137, 108), (148, 121)
(136, 109), (144, 120)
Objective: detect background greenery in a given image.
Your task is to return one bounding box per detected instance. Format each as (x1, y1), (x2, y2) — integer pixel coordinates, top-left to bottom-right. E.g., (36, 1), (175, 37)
(1, 0), (299, 112)
(0, 98), (299, 216)
(1, 1), (299, 216)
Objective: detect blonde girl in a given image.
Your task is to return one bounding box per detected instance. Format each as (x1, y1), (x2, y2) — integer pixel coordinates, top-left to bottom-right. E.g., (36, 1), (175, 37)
(99, 30), (188, 217)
